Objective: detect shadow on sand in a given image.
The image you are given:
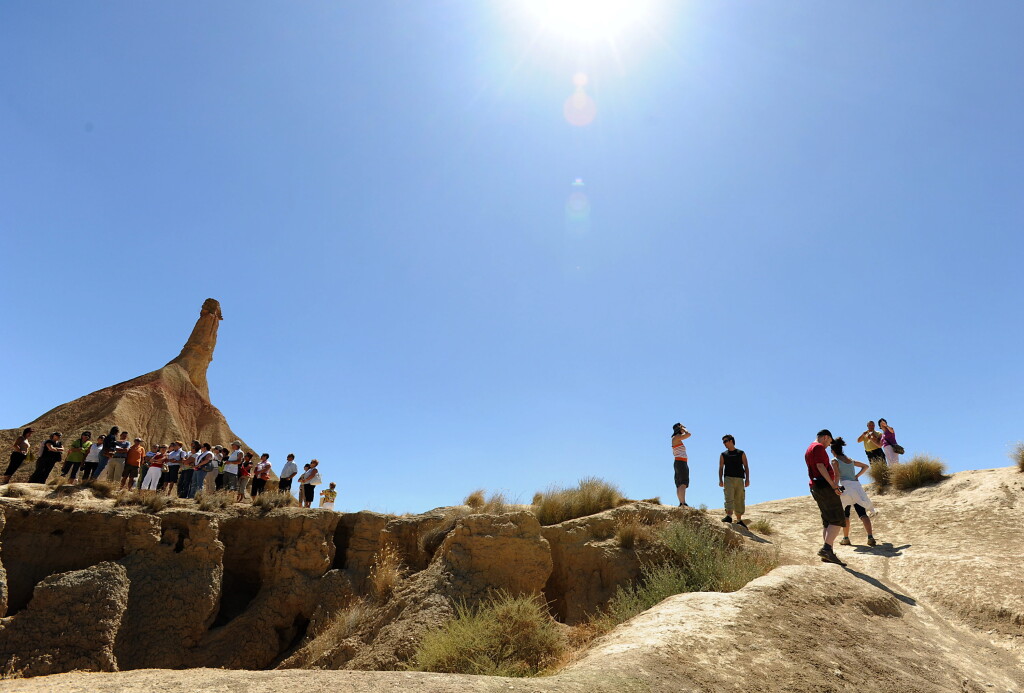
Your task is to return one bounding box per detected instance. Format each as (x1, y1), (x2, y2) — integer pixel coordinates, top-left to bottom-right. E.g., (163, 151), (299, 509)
(845, 568), (917, 606)
(851, 542), (911, 556)
(732, 526), (773, 544)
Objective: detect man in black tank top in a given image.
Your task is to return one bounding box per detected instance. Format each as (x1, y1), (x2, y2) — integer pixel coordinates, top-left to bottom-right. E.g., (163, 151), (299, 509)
(718, 435), (750, 527)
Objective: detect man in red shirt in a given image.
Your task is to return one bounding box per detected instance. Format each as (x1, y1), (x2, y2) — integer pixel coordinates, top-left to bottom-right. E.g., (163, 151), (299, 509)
(805, 429), (846, 566)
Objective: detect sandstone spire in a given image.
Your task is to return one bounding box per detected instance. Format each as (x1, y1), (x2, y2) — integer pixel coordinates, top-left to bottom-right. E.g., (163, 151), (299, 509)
(166, 298), (223, 401)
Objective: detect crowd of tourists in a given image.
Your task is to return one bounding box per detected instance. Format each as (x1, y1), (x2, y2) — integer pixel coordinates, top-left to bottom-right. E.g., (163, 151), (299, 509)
(671, 418), (903, 566)
(2, 426), (341, 510)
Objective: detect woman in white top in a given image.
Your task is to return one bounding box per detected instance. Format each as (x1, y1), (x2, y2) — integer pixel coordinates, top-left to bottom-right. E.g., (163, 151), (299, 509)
(81, 434), (105, 482)
(671, 423), (692, 507)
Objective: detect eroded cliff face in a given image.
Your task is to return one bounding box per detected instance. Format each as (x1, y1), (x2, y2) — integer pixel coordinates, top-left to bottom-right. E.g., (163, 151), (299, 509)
(0, 498), (692, 677)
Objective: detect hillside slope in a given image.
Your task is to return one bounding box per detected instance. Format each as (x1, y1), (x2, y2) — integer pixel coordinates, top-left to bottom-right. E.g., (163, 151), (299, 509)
(2, 467), (1021, 693)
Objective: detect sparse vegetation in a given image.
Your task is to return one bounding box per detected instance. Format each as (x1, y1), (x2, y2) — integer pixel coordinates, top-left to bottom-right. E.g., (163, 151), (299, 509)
(1, 484), (27, 498)
(1011, 442), (1024, 473)
(598, 519), (778, 629)
(614, 512), (660, 549)
(869, 458), (891, 493)
(464, 489), (486, 508)
(115, 491), (169, 513)
(251, 490), (299, 511)
(81, 478), (117, 499)
(368, 542), (403, 601)
(412, 592), (566, 677)
(891, 454), (946, 491)
(420, 508), (467, 557)
(196, 490), (234, 512)
(747, 517), (775, 535)
(531, 477), (623, 526)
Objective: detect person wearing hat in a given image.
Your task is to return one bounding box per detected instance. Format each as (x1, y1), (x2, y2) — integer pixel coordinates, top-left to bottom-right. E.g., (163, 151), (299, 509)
(29, 432), (64, 484)
(2, 427), (33, 484)
(222, 441), (243, 493)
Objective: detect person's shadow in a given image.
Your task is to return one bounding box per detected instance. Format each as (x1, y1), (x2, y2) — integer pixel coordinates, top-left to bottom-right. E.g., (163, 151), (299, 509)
(731, 525), (773, 544)
(852, 542), (911, 556)
(843, 568), (917, 606)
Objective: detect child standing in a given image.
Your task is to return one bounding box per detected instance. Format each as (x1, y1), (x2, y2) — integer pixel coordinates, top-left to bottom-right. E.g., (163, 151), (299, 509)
(718, 435), (750, 528)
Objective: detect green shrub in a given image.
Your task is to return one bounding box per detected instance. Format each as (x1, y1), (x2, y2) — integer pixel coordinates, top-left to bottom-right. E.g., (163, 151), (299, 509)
(747, 517), (775, 535)
(1011, 442), (1024, 473)
(532, 477), (623, 526)
(891, 454), (946, 490)
(869, 458), (891, 493)
(599, 519), (777, 628)
(412, 592), (566, 677)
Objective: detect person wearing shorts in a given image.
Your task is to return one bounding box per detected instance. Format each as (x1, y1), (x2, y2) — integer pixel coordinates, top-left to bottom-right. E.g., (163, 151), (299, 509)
(3, 428), (33, 484)
(671, 423), (691, 507)
(162, 441), (185, 496)
(805, 429), (846, 566)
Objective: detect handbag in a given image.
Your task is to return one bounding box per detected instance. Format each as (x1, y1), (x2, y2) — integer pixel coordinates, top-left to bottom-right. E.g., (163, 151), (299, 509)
(891, 444), (905, 456)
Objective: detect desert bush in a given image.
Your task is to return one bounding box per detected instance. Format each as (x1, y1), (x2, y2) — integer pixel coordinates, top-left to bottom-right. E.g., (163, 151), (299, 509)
(1, 484), (27, 498)
(464, 489), (486, 509)
(412, 592), (566, 677)
(747, 518), (775, 535)
(599, 519), (777, 628)
(115, 491), (168, 513)
(80, 478), (116, 499)
(302, 598), (374, 662)
(531, 477), (623, 526)
(891, 454), (946, 491)
(252, 490), (298, 511)
(1011, 442), (1024, 473)
(196, 490), (233, 512)
(869, 458), (891, 493)
(368, 542), (403, 601)
(614, 513), (660, 549)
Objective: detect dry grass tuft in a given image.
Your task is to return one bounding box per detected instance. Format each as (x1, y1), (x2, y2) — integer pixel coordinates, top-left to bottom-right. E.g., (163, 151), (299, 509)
(252, 490), (298, 511)
(412, 592), (566, 677)
(302, 598), (374, 662)
(368, 542), (404, 601)
(1, 484), (28, 498)
(531, 477), (624, 526)
(891, 454), (946, 491)
(196, 490), (234, 512)
(747, 517), (775, 535)
(114, 491), (168, 513)
(45, 476), (62, 487)
(1011, 442), (1024, 473)
(419, 508), (468, 558)
(80, 478), (117, 499)
(614, 513), (660, 549)
(869, 458), (891, 493)
(464, 489), (486, 509)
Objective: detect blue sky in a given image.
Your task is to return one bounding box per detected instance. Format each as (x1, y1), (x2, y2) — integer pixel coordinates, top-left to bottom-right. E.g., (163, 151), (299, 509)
(2, 1), (1022, 513)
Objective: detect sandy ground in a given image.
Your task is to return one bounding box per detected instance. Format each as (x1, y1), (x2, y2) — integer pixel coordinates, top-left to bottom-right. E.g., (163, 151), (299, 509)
(2, 467), (1022, 693)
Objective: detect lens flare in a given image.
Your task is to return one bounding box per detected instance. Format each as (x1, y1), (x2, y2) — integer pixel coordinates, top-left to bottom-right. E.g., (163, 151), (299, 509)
(564, 73), (596, 127)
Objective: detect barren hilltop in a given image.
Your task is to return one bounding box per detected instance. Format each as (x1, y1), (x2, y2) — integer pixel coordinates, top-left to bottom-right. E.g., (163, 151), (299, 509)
(0, 465), (1021, 693)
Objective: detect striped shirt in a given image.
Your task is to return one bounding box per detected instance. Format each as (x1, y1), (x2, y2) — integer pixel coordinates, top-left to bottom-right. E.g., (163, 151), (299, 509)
(672, 435), (687, 460)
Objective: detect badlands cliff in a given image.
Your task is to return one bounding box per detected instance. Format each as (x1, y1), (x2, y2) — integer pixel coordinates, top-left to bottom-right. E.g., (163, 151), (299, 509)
(0, 466), (1021, 692)
(0, 299), (247, 483)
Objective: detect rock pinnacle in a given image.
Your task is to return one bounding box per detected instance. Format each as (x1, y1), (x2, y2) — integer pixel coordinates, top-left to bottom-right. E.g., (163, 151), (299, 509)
(166, 298), (223, 401)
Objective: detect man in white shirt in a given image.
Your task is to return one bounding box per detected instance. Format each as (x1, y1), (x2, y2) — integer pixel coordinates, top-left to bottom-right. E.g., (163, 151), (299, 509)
(223, 441), (243, 492)
(278, 453), (298, 494)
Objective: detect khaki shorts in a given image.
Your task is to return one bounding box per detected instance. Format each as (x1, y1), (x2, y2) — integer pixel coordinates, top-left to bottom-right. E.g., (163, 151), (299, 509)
(810, 480), (845, 527)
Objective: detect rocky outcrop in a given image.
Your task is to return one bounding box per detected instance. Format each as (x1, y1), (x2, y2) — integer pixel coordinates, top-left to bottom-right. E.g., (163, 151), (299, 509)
(0, 298), (248, 484)
(440, 511), (552, 600)
(334, 511), (390, 590)
(0, 561), (129, 677)
(379, 511), (448, 572)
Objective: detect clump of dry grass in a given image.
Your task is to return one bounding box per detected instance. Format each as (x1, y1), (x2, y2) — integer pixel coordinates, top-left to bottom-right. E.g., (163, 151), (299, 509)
(419, 508), (468, 557)
(1, 484), (28, 498)
(531, 477), (623, 526)
(45, 476), (62, 487)
(303, 598), (374, 662)
(1011, 442), (1024, 473)
(368, 542), (403, 601)
(196, 490), (234, 512)
(747, 517), (775, 535)
(464, 489), (486, 508)
(869, 458), (891, 493)
(463, 489), (511, 513)
(614, 512), (660, 549)
(891, 454), (946, 491)
(80, 478), (117, 499)
(412, 592), (566, 677)
(114, 491), (168, 513)
(30, 498), (75, 512)
(252, 490), (298, 511)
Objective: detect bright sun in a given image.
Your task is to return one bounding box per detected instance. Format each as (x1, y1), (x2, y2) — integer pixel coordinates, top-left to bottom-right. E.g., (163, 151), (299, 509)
(524, 0), (654, 43)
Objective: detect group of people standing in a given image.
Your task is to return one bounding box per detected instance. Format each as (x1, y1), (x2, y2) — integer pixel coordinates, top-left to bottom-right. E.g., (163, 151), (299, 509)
(671, 419), (902, 566)
(3, 426), (340, 509)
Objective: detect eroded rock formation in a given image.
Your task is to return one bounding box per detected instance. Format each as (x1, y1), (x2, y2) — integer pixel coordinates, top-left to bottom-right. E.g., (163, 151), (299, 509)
(0, 299), (248, 484)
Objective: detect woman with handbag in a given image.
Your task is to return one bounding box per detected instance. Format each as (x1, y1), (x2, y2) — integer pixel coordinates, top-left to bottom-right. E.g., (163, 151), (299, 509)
(878, 418), (902, 465)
